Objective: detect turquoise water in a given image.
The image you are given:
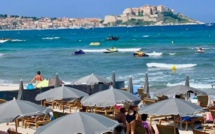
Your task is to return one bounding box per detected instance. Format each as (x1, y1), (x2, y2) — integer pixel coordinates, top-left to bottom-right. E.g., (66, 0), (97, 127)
(0, 24), (215, 91)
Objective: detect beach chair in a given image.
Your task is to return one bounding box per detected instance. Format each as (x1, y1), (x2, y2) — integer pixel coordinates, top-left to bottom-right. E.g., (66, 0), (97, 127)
(93, 106), (114, 115)
(157, 95), (168, 101)
(156, 124), (180, 134)
(137, 88), (144, 95)
(143, 98), (156, 105)
(0, 99), (6, 104)
(24, 114), (50, 128)
(120, 88), (127, 91)
(7, 128), (22, 134)
(43, 100), (57, 109)
(193, 129), (209, 134)
(68, 100), (83, 112)
(197, 95), (209, 107)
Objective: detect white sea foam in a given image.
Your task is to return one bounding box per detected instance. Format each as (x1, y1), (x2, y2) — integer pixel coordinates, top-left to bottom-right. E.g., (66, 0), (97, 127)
(146, 51), (162, 56)
(11, 39), (26, 42)
(83, 48), (141, 53)
(167, 82), (212, 89)
(0, 53), (4, 57)
(169, 53), (176, 55)
(146, 63), (197, 69)
(82, 49), (107, 52)
(118, 48), (141, 52)
(42, 37), (60, 40)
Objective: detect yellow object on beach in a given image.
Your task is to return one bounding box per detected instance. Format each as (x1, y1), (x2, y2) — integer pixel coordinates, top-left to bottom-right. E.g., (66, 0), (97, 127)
(36, 79), (49, 88)
(172, 65), (176, 71)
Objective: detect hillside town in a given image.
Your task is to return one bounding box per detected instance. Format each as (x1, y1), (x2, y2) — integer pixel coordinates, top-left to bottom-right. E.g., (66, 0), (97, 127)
(0, 5), (201, 30)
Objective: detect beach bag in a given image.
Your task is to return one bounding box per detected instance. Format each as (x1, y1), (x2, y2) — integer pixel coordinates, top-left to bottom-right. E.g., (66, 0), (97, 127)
(27, 84), (34, 90)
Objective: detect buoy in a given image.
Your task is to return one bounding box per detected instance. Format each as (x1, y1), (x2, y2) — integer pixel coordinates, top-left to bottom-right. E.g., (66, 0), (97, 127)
(172, 65), (176, 71)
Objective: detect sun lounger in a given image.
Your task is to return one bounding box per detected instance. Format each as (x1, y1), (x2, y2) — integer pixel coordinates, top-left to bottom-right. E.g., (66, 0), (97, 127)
(7, 129), (22, 134)
(0, 99), (6, 104)
(43, 100), (57, 109)
(197, 95), (209, 108)
(24, 115), (50, 128)
(93, 106), (114, 115)
(193, 129), (209, 134)
(156, 124), (180, 134)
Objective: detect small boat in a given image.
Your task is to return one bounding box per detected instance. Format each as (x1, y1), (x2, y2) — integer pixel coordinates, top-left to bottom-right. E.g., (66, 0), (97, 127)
(133, 51), (149, 57)
(89, 42), (101, 46)
(106, 36), (119, 41)
(195, 48), (204, 53)
(73, 50), (85, 55)
(103, 47), (118, 53)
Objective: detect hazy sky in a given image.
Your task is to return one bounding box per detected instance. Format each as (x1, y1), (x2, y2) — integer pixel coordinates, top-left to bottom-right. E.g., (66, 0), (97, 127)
(0, 0), (214, 23)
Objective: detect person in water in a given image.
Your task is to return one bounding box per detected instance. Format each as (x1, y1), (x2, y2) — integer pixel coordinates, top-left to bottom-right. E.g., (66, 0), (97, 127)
(30, 71), (44, 85)
(136, 50), (143, 56)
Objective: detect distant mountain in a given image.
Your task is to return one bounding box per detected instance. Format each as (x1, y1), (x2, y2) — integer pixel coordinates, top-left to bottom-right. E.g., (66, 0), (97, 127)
(103, 5), (203, 26)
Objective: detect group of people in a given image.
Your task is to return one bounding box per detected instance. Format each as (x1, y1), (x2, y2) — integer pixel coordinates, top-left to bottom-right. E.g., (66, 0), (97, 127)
(114, 106), (155, 134)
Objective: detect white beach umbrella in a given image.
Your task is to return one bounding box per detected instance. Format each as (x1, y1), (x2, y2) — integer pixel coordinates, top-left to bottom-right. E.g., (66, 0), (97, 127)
(81, 87), (140, 107)
(35, 112), (121, 134)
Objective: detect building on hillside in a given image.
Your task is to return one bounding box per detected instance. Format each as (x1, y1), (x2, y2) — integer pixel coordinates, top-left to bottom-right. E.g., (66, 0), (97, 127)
(103, 15), (118, 25)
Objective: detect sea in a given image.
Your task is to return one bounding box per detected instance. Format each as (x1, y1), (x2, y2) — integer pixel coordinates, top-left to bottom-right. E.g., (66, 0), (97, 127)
(0, 24), (215, 93)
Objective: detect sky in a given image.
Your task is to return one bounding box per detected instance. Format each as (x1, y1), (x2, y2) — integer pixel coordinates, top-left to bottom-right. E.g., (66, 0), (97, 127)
(0, 0), (214, 23)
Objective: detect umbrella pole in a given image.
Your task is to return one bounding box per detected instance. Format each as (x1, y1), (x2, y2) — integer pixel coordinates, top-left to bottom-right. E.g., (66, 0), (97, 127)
(174, 116), (176, 134)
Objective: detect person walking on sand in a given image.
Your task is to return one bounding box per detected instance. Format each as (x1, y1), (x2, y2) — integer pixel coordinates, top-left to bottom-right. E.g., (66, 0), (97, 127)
(30, 71), (44, 85)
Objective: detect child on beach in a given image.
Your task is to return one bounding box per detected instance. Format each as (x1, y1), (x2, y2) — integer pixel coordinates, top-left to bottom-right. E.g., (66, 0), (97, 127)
(30, 71), (44, 85)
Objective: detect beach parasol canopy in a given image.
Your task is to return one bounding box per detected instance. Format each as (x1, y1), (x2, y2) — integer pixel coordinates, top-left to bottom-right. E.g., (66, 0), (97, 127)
(112, 71), (116, 88)
(17, 79), (24, 100)
(128, 76), (133, 94)
(0, 99), (51, 123)
(73, 73), (111, 85)
(35, 112), (120, 134)
(81, 87), (140, 107)
(35, 85), (88, 101)
(143, 72), (149, 95)
(185, 74), (190, 87)
(139, 98), (203, 116)
(154, 85), (207, 97)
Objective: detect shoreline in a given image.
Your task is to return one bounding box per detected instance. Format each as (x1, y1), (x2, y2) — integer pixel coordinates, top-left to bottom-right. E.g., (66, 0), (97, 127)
(0, 23), (207, 32)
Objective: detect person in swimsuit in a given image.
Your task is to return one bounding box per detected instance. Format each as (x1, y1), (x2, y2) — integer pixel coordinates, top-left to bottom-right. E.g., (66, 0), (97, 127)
(30, 71), (44, 85)
(126, 106), (138, 134)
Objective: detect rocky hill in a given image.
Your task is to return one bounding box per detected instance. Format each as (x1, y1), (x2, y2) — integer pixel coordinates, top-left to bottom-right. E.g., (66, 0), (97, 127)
(103, 5), (202, 26)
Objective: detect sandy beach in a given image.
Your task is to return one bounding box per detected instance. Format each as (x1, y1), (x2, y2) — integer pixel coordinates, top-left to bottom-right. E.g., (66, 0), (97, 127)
(0, 85), (19, 91)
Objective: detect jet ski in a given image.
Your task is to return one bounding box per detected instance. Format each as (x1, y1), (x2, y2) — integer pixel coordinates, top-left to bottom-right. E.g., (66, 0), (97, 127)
(133, 51), (149, 57)
(73, 50), (85, 55)
(103, 47), (118, 53)
(106, 36), (119, 41)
